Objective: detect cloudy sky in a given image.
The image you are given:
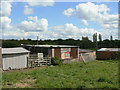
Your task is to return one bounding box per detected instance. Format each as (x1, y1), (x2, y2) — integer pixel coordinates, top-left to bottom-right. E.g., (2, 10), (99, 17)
(0, 0), (118, 40)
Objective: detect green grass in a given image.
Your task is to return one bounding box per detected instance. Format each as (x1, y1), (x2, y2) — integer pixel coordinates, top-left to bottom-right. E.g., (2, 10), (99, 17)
(2, 59), (119, 88)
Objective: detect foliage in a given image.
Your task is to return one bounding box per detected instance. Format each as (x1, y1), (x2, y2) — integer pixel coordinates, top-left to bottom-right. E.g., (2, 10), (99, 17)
(2, 59), (119, 88)
(99, 34), (102, 42)
(2, 37), (120, 49)
(93, 33), (97, 43)
(110, 35), (113, 41)
(82, 36), (89, 41)
(51, 56), (64, 65)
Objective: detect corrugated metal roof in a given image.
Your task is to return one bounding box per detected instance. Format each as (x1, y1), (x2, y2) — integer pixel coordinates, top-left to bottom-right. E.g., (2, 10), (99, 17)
(25, 45), (79, 48)
(98, 48), (120, 51)
(79, 49), (94, 52)
(2, 47), (30, 54)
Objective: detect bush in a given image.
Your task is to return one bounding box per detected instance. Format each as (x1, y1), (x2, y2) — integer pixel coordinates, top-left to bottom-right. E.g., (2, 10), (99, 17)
(51, 56), (64, 65)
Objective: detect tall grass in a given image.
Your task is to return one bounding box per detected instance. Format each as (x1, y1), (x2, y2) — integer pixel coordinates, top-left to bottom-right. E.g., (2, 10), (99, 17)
(2, 59), (119, 88)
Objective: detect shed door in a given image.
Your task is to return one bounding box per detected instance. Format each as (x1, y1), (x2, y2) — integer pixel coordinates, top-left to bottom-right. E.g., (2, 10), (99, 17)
(3, 53), (28, 70)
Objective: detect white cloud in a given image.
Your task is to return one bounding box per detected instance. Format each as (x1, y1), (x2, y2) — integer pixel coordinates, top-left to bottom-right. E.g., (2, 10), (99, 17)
(63, 2), (118, 29)
(26, 0), (55, 7)
(99, 28), (118, 40)
(24, 5), (34, 15)
(3, 28), (25, 39)
(23, 0), (55, 15)
(63, 8), (75, 17)
(1, 17), (12, 30)
(63, 2), (118, 39)
(1, 17), (25, 39)
(28, 16), (38, 21)
(50, 23), (100, 39)
(0, 2), (12, 17)
(81, 20), (88, 26)
(17, 16), (48, 31)
(75, 2), (110, 20)
(2, 16), (49, 39)
(1, 2), (118, 40)
(99, 13), (118, 29)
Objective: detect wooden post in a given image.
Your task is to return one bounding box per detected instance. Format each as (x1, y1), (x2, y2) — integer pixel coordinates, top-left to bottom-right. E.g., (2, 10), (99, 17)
(27, 57), (28, 68)
(31, 61), (32, 68)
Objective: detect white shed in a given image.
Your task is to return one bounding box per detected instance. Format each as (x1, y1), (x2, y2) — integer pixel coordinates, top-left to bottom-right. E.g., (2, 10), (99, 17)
(2, 47), (30, 70)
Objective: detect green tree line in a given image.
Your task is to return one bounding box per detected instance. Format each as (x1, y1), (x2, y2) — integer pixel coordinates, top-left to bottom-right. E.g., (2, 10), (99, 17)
(2, 34), (120, 49)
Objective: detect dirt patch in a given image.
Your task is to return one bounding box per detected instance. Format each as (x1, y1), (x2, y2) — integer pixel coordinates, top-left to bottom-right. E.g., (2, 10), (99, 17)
(15, 83), (29, 88)
(25, 78), (36, 82)
(14, 78), (36, 88)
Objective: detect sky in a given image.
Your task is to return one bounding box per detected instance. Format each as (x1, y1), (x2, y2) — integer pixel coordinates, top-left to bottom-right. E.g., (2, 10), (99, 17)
(0, 0), (118, 40)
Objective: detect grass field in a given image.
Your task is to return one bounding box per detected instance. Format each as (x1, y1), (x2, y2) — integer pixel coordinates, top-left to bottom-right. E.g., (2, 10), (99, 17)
(2, 59), (119, 88)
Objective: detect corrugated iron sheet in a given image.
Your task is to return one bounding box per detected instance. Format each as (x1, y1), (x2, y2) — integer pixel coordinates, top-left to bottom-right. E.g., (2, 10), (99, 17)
(2, 47), (30, 55)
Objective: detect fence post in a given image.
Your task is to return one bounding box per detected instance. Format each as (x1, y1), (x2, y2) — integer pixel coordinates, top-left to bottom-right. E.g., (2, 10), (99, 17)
(49, 57), (51, 65)
(27, 57), (28, 68)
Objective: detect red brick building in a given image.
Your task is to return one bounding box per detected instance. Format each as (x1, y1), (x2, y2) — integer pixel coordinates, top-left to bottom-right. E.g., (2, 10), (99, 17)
(24, 45), (79, 60)
(97, 48), (120, 60)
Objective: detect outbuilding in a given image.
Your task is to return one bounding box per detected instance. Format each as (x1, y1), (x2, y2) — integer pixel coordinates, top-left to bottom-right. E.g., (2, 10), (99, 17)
(24, 45), (79, 60)
(2, 47), (30, 70)
(97, 48), (120, 60)
(79, 49), (96, 62)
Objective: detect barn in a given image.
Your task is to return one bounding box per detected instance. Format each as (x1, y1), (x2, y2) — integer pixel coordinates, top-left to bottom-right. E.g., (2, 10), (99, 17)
(24, 45), (79, 60)
(2, 47), (30, 70)
(97, 48), (120, 60)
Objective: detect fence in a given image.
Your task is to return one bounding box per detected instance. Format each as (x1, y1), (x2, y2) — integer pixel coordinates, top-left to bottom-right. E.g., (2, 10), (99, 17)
(27, 56), (51, 68)
(81, 53), (96, 63)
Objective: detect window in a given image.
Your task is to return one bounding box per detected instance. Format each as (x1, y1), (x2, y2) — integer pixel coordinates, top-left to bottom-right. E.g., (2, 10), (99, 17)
(65, 52), (70, 58)
(61, 48), (71, 53)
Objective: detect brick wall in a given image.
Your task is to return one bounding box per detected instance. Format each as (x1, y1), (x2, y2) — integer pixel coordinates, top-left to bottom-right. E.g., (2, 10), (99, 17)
(49, 47), (78, 59)
(70, 48), (78, 58)
(96, 51), (119, 60)
(49, 48), (52, 57)
(54, 48), (61, 59)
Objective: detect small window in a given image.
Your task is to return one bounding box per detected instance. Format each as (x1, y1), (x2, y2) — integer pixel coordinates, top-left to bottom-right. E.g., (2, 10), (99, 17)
(61, 48), (71, 53)
(65, 52), (70, 58)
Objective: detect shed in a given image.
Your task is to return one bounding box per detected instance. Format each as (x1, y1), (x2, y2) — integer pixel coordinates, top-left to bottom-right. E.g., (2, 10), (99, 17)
(79, 49), (96, 62)
(24, 45), (79, 60)
(2, 47), (30, 70)
(97, 48), (120, 60)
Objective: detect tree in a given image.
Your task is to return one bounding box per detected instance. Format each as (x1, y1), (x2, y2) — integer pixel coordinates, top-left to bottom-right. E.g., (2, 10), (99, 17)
(110, 35), (113, 41)
(99, 34), (102, 42)
(93, 33), (98, 50)
(93, 33), (97, 42)
(82, 36), (89, 41)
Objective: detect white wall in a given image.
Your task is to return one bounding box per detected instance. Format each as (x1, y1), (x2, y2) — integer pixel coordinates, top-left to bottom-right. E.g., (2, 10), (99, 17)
(2, 53), (29, 70)
(52, 48), (54, 57)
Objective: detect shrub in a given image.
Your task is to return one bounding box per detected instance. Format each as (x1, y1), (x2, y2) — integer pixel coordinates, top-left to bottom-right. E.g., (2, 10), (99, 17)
(51, 56), (64, 65)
